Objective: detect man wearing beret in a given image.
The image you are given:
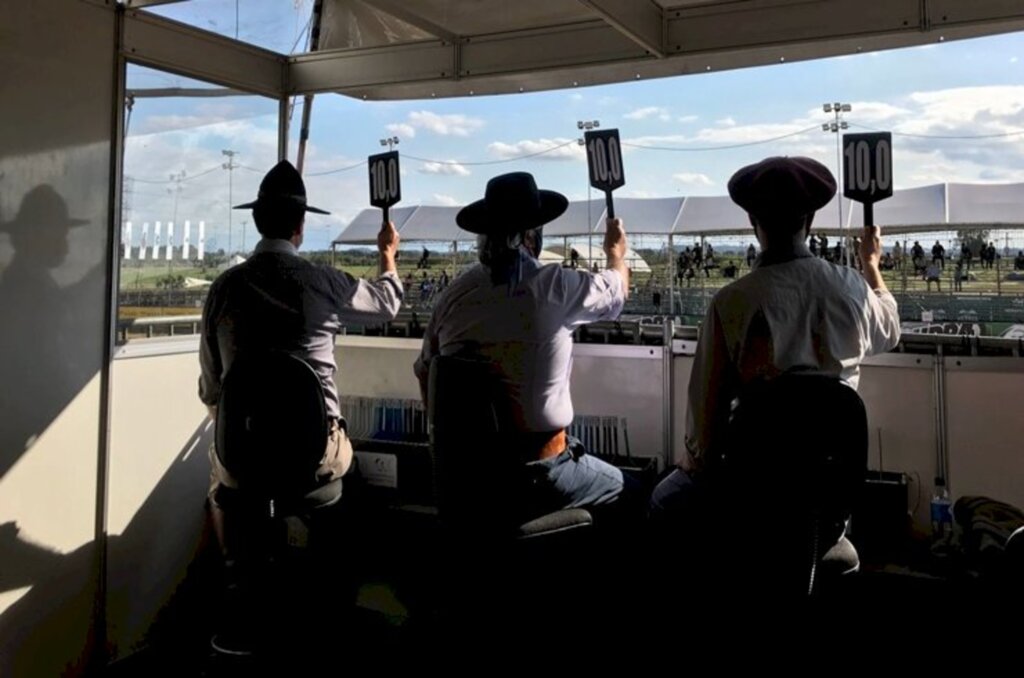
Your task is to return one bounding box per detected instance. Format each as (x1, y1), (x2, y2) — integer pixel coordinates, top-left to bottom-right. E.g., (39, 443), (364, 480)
(650, 156), (900, 520)
(414, 172), (630, 517)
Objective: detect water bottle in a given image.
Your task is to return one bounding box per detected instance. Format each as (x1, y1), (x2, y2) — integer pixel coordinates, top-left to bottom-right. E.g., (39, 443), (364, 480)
(930, 477), (953, 541)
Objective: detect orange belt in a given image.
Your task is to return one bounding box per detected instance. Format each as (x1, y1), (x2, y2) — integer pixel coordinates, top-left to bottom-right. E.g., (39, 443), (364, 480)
(516, 429), (567, 462)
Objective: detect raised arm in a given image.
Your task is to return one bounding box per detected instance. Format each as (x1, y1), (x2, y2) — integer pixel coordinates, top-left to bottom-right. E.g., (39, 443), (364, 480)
(604, 217), (630, 300)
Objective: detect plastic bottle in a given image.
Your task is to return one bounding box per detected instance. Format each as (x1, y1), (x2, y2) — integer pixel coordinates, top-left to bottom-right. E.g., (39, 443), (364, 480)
(930, 477), (953, 541)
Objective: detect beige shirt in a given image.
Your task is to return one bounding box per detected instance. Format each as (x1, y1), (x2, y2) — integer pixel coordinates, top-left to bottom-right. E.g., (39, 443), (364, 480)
(684, 254), (900, 472)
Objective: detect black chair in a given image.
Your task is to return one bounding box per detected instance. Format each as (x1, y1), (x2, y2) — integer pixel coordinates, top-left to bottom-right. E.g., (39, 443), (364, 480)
(426, 355), (594, 625)
(211, 352), (346, 655)
(707, 373), (866, 598)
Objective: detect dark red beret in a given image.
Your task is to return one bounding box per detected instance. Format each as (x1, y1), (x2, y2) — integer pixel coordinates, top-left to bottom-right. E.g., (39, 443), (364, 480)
(727, 156), (836, 220)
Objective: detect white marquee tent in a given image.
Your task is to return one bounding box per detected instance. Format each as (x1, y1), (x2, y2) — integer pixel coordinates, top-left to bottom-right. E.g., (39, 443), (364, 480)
(334, 182), (1024, 245)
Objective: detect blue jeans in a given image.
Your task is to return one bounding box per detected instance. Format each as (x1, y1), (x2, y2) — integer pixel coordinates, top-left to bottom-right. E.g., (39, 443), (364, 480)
(521, 436), (624, 517)
(648, 468), (707, 538)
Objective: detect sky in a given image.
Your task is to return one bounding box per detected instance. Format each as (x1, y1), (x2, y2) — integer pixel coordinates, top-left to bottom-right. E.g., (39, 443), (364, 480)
(122, 1), (1024, 252)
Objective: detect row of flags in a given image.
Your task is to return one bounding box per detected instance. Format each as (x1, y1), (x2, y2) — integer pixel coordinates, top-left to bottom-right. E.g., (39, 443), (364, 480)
(122, 221), (205, 261)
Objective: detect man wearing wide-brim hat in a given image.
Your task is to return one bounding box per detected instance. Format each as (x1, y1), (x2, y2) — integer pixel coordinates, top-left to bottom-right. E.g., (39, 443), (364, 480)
(650, 156), (901, 520)
(198, 160), (403, 547)
(414, 172), (632, 516)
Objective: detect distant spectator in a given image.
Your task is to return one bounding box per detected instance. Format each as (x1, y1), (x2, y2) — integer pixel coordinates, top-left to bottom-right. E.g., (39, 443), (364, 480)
(417, 246), (431, 269)
(819, 233), (829, 258)
(1015, 251), (1024, 271)
(953, 260), (965, 292)
(723, 262), (738, 279)
(986, 242), (997, 269)
(652, 290), (662, 310)
(932, 241), (945, 268)
(570, 247), (580, 269)
(809, 234), (819, 257)
(961, 242), (973, 271)
(925, 262), (942, 292)
(911, 240), (925, 261)
(892, 241), (903, 270)
(746, 243), (757, 267)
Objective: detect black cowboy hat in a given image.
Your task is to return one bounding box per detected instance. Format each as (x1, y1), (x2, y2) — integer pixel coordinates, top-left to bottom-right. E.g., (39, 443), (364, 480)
(0, 185), (89, 233)
(728, 156), (836, 221)
(456, 172), (568, 235)
(233, 160), (329, 215)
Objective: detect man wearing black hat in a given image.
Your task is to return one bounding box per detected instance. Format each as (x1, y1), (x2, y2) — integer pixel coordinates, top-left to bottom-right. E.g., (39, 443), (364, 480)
(650, 156), (900, 522)
(413, 172), (630, 515)
(199, 160), (402, 541)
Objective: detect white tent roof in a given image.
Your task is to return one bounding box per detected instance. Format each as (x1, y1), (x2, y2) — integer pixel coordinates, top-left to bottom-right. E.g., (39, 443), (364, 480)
(397, 205), (462, 242)
(543, 198), (606, 237)
(948, 182), (1024, 225)
(614, 197), (685, 235)
(338, 205), (418, 244)
(847, 183), (947, 234)
(334, 182), (1024, 244)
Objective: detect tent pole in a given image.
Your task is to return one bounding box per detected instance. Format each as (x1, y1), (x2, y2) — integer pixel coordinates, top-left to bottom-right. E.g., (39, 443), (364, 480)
(668, 234), (675, 317)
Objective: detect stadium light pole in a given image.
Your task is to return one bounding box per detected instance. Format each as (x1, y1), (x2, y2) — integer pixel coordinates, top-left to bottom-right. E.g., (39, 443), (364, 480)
(823, 102), (851, 266)
(380, 136), (399, 151)
(222, 149), (239, 255)
(577, 120), (599, 271)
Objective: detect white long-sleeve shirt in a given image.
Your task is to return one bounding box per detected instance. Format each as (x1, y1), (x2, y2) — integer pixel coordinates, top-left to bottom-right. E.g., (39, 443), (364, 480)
(414, 251), (625, 432)
(684, 254), (900, 472)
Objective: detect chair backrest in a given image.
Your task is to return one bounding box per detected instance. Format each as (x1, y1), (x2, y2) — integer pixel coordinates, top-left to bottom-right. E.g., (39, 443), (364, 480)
(216, 352), (328, 504)
(717, 373), (867, 588)
(428, 355), (523, 531)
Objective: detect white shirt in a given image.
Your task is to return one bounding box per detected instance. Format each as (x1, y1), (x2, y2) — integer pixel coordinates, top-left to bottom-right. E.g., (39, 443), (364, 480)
(684, 254), (900, 471)
(414, 251), (625, 432)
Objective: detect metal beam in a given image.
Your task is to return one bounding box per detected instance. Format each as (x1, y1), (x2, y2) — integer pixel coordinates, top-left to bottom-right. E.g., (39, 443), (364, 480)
(126, 0), (190, 7)
(123, 9), (286, 97)
(579, 0), (664, 57)
(360, 0), (459, 42)
(285, 0), (1024, 100)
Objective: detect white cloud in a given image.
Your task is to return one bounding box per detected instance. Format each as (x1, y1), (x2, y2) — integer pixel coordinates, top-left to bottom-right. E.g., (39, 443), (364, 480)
(386, 122), (416, 138)
(419, 160), (471, 176)
(570, 93), (584, 101)
(1012, 57), (1020, 64)
(407, 110), (484, 136)
(677, 114), (699, 124)
(715, 116), (737, 127)
(625, 106), (671, 121)
(487, 137), (584, 161)
(672, 172), (714, 188)
(430, 193), (461, 207)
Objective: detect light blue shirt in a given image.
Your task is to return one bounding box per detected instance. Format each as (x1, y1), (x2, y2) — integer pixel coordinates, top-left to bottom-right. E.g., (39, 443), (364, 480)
(415, 251), (625, 431)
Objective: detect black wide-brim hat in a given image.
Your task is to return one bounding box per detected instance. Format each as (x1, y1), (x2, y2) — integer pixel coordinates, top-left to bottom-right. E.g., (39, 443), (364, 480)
(0, 184), (89, 233)
(728, 156), (836, 221)
(456, 172), (568, 235)
(233, 160), (329, 215)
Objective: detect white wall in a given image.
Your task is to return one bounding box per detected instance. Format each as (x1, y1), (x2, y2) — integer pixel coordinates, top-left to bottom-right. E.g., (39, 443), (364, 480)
(946, 358), (1024, 512)
(0, 1), (116, 674)
(106, 350), (213, 659)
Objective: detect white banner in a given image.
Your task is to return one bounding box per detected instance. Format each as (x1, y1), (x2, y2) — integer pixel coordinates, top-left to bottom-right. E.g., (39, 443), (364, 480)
(139, 222), (149, 260)
(165, 222), (174, 261)
(123, 221), (132, 260)
(197, 221), (205, 261)
(182, 220), (191, 260)
(153, 221), (162, 260)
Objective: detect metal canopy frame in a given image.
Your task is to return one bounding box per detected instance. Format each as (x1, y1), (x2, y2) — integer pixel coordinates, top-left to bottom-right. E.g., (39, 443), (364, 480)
(122, 1), (1024, 101)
